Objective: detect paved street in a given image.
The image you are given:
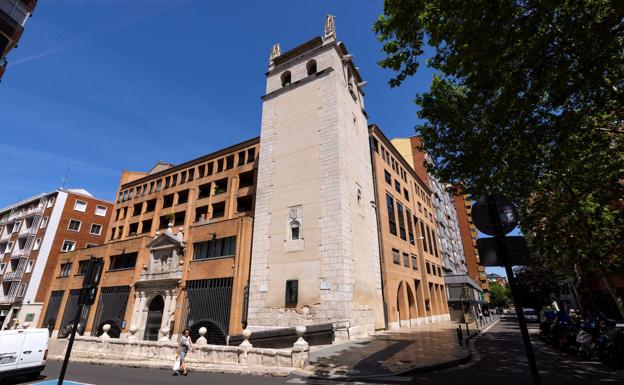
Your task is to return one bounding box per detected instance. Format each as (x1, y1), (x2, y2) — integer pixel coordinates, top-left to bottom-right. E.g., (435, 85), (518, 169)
(4, 316), (623, 385)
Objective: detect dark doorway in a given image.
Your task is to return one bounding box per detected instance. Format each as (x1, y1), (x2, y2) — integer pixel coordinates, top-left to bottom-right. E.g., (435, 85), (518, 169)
(144, 295), (164, 341)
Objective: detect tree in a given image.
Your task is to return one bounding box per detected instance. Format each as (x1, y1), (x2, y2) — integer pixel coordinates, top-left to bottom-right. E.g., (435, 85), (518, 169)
(374, 0), (624, 317)
(512, 263), (562, 312)
(488, 281), (511, 309)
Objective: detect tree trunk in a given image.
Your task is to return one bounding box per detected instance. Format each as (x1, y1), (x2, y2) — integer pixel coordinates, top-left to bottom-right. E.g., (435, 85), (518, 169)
(601, 274), (624, 319)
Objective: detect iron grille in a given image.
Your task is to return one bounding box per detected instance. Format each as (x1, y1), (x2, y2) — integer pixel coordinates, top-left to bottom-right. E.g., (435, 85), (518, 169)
(90, 285), (130, 338)
(186, 277), (233, 344)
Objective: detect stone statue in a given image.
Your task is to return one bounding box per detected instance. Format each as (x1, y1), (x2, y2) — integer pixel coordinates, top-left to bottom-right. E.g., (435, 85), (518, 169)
(324, 15), (336, 38)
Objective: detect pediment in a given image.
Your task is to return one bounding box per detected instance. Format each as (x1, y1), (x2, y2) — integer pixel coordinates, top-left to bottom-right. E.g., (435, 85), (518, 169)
(146, 232), (184, 250)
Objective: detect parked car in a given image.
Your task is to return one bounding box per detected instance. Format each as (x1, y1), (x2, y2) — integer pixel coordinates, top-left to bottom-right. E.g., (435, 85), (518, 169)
(523, 308), (539, 323)
(0, 328), (48, 381)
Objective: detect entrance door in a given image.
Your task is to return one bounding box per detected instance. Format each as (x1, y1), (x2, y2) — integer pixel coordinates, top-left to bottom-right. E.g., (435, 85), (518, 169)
(144, 296), (164, 341)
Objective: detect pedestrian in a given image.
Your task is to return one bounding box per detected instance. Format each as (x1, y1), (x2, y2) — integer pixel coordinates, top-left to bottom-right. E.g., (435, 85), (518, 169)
(173, 329), (194, 376)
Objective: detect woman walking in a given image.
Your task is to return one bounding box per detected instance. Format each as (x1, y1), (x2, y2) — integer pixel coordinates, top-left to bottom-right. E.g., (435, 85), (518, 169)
(174, 329), (194, 376)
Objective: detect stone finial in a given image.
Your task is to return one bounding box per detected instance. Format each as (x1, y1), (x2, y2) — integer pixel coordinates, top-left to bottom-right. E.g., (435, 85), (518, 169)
(324, 14), (336, 38)
(196, 327), (208, 345)
(159, 326), (170, 342)
(166, 222), (174, 234)
(293, 325), (309, 351)
(101, 324), (111, 339)
(128, 325), (138, 341)
(239, 328), (253, 349)
(270, 43), (281, 63)
(176, 227), (184, 241)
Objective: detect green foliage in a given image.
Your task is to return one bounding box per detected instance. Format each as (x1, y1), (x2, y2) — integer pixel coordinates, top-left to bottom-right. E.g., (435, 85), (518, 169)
(488, 281), (511, 309)
(512, 262), (562, 311)
(374, 1), (624, 312)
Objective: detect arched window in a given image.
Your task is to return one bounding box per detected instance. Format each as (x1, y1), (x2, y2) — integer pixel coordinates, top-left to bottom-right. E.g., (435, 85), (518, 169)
(281, 71), (291, 87)
(306, 60), (317, 76)
(290, 219), (300, 240)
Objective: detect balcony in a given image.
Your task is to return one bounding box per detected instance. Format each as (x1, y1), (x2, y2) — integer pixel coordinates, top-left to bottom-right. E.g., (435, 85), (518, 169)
(3, 257), (27, 281)
(8, 203), (45, 222)
(0, 0), (29, 32)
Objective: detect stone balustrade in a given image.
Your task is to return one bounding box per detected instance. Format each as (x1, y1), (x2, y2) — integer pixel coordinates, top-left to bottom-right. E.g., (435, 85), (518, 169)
(70, 325), (310, 370)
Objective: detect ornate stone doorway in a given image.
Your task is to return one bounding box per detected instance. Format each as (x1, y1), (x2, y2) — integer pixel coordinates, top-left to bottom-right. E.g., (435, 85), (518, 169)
(144, 295), (164, 341)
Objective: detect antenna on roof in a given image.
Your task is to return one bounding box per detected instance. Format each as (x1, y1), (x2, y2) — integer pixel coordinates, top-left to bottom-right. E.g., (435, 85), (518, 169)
(61, 166), (70, 189)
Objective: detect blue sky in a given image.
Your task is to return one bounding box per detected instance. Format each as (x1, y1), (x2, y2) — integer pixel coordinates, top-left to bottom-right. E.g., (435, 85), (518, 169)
(0, 0), (505, 276)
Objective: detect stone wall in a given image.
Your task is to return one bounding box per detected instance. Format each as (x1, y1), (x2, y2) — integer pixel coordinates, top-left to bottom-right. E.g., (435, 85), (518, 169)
(68, 327), (310, 370)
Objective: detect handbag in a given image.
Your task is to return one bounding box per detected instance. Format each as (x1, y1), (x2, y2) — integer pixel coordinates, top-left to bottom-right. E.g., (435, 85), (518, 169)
(172, 357), (181, 372)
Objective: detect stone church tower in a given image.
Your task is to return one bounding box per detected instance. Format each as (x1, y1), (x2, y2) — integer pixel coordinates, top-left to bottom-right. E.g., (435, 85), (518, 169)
(248, 16), (384, 337)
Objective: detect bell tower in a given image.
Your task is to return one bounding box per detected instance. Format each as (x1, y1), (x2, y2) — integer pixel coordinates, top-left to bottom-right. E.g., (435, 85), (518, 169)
(248, 16), (384, 337)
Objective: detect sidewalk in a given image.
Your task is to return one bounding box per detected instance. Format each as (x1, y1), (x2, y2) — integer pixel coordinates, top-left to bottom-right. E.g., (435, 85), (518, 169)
(302, 318), (499, 380)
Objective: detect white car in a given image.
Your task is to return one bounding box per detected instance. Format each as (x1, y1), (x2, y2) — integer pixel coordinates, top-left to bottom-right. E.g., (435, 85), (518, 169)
(0, 328), (48, 380)
(523, 308), (539, 323)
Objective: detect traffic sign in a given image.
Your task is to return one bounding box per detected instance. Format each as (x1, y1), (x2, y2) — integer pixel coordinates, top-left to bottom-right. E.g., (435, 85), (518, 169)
(477, 236), (530, 266)
(472, 196), (519, 236)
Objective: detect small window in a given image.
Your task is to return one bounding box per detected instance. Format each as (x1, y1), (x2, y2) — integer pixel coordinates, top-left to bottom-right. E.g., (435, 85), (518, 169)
(67, 219), (81, 232)
(214, 178), (228, 195)
(237, 195), (253, 213)
(198, 165), (206, 178)
(47, 197), (55, 208)
(128, 222), (139, 235)
(392, 249), (400, 265)
(141, 219), (153, 234)
(211, 201), (226, 219)
(95, 205), (108, 216)
(188, 168), (195, 182)
(177, 189), (189, 205)
(403, 252), (410, 267)
(247, 148), (256, 163)
(394, 180), (401, 193)
(198, 182), (211, 199)
(217, 158), (224, 172)
(145, 199), (156, 213)
(162, 194), (174, 208)
(17, 283), (27, 297)
(26, 260), (34, 273)
(133, 203), (142, 216)
(426, 262), (431, 275)
(5, 241), (13, 253)
(403, 188), (409, 201)
(0, 262), (5, 274)
(33, 238), (42, 251)
(207, 162), (214, 175)
(306, 60), (317, 75)
(59, 262), (72, 277)
(285, 280), (298, 307)
(90, 224), (102, 235)
(172, 174), (178, 186)
(281, 71), (291, 87)
(384, 170), (391, 184)
(40, 217), (48, 229)
(77, 260), (88, 275)
(74, 200), (87, 212)
(226, 155), (234, 170)
(61, 240), (76, 252)
(238, 170), (255, 188)
(411, 254), (418, 270)
(237, 151), (246, 166)
(290, 219), (300, 240)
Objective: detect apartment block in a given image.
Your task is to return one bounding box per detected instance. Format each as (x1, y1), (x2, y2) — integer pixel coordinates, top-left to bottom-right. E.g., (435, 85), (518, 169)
(0, 0), (37, 80)
(0, 189), (112, 329)
(40, 139), (259, 342)
(370, 126), (450, 328)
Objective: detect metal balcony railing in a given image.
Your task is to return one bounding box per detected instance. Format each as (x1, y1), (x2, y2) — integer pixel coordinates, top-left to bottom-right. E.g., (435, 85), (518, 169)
(0, 0), (29, 30)
(3, 258), (27, 281)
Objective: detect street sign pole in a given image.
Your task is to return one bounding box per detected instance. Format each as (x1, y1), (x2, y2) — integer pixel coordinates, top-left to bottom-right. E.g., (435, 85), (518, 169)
(57, 256), (102, 385)
(486, 196), (541, 385)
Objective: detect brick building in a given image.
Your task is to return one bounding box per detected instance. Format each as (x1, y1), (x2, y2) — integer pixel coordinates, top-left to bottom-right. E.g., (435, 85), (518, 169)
(0, 189), (111, 329)
(40, 139), (259, 342)
(0, 0), (36, 80)
(370, 126), (449, 328)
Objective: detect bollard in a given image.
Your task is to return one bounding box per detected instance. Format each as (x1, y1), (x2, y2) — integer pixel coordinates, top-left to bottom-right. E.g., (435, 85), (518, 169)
(456, 326), (463, 346)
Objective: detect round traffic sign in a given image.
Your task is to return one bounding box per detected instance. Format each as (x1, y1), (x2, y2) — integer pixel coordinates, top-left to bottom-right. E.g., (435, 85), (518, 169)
(472, 196), (519, 236)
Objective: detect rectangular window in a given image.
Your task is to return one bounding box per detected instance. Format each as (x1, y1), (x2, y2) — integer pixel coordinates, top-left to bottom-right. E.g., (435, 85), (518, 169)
(188, 168), (195, 182)
(411, 254), (418, 270)
(26, 260), (34, 273)
(61, 240), (76, 252)
(384, 170), (391, 184)
(128, 222), (138, 235)
(177, 189), (189, 205)
(420, 222), (428, 252)
(162, 194), (174, 208)
(133, 203), (142, 216)
(74, 200), (87, 212)
(397, 202), (406, 240)
(90, 224), (102, 235)
(406, 210), (415, 245)
(403, 252), (410, 267)
(285, 280), (298, 308)
(68, 219), (81, 232)
(95, 205), (108, 216)
(198, 182), (211, 199)
(392, 249), (401, 265)
(172, 174), (178, 186)
(403, 188), (409, 201)
(237, 151), (246, 166)
(141, 219), (152, 234)
(145, 199), (156, 213)
(226, 155), (234, 170)
(247, 148), (256, 163)
(17, 283), (27, 297)
(59, 262), (72, 277)
(198, 165), (205, 178)
(386, 194), (397, 236)
(164, 176), (171, 189)
(238, 170), (255, 188)
(33, 238), (42, 251)
(5, 241), (13, 253)
(0, 262), (5, 274)
(438, 266), (443, 276)
(426, 226), (433, 255)
(77, 260), (88, 275)
(217, 158), (224, 172)
(394, 180), (401, 193)
(211, 202), (226, 219)
(426, 262), (431, 275)
(207, 162), (214, 175)
(432, 230), (439, 258)
(193, 236), (237, 260)
(109, 252), (137, 271)
(214, 178), (228, 195)
(180, 171), (187, 184)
